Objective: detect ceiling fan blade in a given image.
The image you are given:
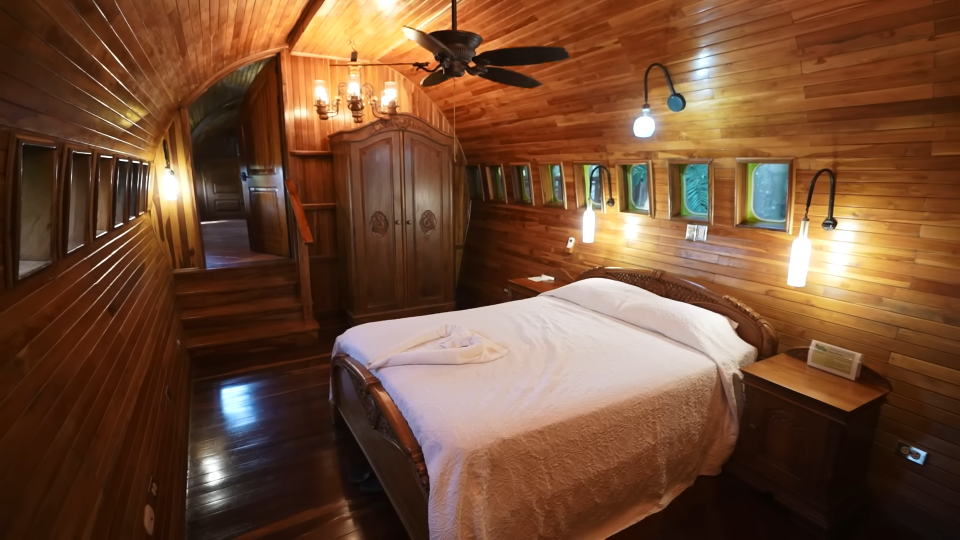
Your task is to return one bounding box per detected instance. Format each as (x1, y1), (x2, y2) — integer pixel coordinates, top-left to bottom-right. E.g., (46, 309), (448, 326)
(476, 67), (541, 88)
(421, 71), (450, 87)
(474, 47), (569, 67)
(403, 27), (452, 57)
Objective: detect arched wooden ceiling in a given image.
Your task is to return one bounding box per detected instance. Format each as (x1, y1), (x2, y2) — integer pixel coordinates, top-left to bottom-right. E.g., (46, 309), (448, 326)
(0, 0), (310, 158)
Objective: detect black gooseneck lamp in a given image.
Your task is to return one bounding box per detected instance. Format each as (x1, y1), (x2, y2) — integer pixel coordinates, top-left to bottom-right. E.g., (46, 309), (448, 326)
(787, 168), (839, 287)
(582, 165), (615, 244)
(633, 63), (686, 138)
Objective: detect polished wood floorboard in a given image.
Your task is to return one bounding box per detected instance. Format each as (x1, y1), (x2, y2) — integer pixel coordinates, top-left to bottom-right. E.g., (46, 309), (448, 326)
(187, 345), (922, 540)
(202, 220), (286, 269)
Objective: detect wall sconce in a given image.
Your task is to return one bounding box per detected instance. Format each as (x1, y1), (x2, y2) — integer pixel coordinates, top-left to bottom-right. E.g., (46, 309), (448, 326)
(633, 63), (686, 138)
(582, 165), (615, 244)
(161, 140), (179, 201)
(313, 67), (399, 123)
(787, 168), (838, 288)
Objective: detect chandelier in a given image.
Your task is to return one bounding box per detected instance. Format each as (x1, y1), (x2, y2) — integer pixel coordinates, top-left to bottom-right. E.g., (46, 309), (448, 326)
(314, 66), (399, 123)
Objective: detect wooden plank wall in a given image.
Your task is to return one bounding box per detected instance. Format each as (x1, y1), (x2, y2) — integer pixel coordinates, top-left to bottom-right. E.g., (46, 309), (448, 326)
(149, 112), (205, 270)
(279, 52), (466, 325)
(0, 0), (311, 157)
(0, 126), (190, 537)
(401, 0), (960, 534)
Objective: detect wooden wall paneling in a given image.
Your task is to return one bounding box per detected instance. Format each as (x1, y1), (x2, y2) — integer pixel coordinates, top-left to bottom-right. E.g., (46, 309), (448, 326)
(148, 113), (204, 270)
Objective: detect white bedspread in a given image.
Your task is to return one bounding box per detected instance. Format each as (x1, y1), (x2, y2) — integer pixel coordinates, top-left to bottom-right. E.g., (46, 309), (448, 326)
(334, 285), (756, 540)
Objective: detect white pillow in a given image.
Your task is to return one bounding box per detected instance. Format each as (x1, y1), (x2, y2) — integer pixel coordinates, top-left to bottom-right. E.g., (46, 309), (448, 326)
(543, 278), (753, 363)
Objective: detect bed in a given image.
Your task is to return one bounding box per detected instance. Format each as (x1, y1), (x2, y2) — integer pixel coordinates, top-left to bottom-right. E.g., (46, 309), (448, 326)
(329, 267), (777, 539)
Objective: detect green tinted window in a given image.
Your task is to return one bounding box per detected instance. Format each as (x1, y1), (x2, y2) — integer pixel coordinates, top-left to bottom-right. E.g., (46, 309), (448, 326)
(466, 166), (483, 200)
(623, 164), (649, 213)
(513, 165), (532, 204)
(747, 163), (788, 223)
(487, 165), (504, 201)
(679, 163), (709, 217)
(582, 164), (602, 209)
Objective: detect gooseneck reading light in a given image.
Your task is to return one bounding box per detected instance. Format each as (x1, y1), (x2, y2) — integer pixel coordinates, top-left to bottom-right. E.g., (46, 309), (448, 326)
(633, 63), (686, 138)
(787, 168), (838, 288)
(582, 165), (615, 244)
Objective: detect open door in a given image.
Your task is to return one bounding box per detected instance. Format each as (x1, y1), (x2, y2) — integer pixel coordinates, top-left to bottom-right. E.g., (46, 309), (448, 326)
(238, 58), (290, 257)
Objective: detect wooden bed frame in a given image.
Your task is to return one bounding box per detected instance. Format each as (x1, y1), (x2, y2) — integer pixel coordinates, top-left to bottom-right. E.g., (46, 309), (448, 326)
(329, 267), (778, 539)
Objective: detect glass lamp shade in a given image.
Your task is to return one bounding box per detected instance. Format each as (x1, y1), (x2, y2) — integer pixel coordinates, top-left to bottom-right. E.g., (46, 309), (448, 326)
(633, 107), (656, 138)
(582, 205), (596, 244)
(161, 167), (179, 201)
(347, 70), (361, 98)
(382, 81), (398, 106)
(787, 219), (811, 287)
(314, 80), (329, 104)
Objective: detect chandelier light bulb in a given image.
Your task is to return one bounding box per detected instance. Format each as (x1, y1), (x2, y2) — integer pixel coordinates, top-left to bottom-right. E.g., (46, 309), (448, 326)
(633, 106), (656, 138)
(382, 81), (398, 106)
(314, 80), (329, 104)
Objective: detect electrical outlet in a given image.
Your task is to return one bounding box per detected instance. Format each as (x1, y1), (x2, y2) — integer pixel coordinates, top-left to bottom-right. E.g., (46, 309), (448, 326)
(895, 441), (927, 465)
(503, 287), (510, 295)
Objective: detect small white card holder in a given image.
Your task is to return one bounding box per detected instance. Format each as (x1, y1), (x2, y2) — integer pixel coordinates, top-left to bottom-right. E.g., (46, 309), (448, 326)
(807, 340), (862, 380)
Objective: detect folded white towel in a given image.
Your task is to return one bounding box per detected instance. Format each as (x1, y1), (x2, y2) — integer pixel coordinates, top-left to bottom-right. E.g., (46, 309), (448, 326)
(367, 324), (508, 370)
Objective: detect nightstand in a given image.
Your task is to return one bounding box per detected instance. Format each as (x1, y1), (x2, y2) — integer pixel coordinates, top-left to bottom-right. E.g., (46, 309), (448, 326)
(506, 277), (565, 301)
(726, 348), (891, 530)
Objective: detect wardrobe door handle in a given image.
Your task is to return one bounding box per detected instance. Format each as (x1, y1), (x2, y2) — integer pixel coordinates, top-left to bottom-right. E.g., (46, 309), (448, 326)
(395, 220), (401, 225)
(406, 219), (412, 225)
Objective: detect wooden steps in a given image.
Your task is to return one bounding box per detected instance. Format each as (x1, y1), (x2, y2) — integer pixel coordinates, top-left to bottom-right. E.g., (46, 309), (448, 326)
(174, 261), (320, 356)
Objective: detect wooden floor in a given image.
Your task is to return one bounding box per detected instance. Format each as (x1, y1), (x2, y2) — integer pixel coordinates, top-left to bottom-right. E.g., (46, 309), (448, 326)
(187, 344), (924, 540)
(202, 220), (286, 269)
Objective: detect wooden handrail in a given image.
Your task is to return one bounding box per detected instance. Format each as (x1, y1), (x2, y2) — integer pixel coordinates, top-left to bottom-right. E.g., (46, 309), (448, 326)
(285, 180), (314, 244)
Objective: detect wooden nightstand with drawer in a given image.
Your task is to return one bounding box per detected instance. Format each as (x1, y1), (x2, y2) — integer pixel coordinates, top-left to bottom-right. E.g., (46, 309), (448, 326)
(506, 277), (565, 301)
(726, 348), (891, 530)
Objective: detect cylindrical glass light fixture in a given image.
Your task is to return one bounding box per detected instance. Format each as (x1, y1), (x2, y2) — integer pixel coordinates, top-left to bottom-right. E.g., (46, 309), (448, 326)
(582, 204), (596, 244)
(633, 106), (656, 138)
(161, 167), (179, 201)
(314, 79), (329, 104)
(347, 70), (361, 98)
(787, 218), (811, 287)
(381, 81), (398, 106)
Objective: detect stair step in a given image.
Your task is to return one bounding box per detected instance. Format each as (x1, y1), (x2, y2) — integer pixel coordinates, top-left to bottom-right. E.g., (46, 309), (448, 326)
(185, 319), (320, 351)
(173, 260), (296, 283)
(177, 284), (299, 310)
(181, 296), (303, 330)
(176, 273), (298, 296)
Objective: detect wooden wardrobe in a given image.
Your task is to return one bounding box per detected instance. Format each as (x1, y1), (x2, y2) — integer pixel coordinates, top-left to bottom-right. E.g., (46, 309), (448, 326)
(330, 114), (456, 325)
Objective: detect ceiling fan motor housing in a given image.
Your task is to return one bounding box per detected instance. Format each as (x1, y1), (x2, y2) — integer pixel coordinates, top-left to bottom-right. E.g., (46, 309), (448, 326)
(431, 30), (483, 76)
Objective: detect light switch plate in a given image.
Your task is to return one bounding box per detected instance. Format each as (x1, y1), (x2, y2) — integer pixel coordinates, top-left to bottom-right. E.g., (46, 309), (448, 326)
(685, 224), (698, 241)
(566, 237), (576, 249)
(695, 225), (708, 242)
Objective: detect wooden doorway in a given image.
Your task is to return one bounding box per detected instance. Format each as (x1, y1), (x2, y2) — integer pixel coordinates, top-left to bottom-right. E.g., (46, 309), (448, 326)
(188, 57), (291, 268)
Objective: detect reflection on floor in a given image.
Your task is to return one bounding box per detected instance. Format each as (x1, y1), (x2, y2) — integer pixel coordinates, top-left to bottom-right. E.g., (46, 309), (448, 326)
(202, 220), (285, 269)
(186, 342), (922, 540)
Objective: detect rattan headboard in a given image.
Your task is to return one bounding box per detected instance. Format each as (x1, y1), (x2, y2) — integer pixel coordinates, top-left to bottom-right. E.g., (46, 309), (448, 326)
(576, 267), (778, 359)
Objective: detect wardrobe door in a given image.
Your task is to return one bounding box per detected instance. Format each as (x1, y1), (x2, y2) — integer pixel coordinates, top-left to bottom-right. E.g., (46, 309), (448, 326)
(402, 131), (453, 308)
(351, 131), (405, 314)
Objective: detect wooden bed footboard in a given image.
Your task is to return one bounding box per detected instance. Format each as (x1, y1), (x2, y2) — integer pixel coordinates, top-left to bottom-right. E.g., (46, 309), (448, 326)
(330, 354), (430, 540)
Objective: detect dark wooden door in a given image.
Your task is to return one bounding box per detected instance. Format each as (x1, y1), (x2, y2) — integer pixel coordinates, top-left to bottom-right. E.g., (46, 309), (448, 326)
(198, 158), (245, 220)
(238, 58), (289, 257)
(402, 131), (452, 308)
(350, 130), (404, 314)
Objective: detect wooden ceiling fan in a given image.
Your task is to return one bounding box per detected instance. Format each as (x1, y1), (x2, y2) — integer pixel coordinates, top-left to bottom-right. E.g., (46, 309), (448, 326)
(403, 0), (569, 88)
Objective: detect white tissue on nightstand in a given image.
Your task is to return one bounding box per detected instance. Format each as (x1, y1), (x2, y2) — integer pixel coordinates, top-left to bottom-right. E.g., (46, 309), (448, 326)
(528, 274), (555, 282)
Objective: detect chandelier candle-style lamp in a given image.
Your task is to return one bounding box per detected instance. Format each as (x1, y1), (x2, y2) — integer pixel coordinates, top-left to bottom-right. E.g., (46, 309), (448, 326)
(314, 67), (400, 123)
(633, 63), (686, 138)
(787, 168), (838, 288)
(582, 165), (615, 244)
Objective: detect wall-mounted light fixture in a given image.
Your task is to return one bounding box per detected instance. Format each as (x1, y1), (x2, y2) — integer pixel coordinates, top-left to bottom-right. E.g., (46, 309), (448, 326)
(787, 168), (838, 288)
(161, 140), (179, 201)
(633, 63), (686, 138)
(582, 165), (615, 244)
(314, 66), (399, 123)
